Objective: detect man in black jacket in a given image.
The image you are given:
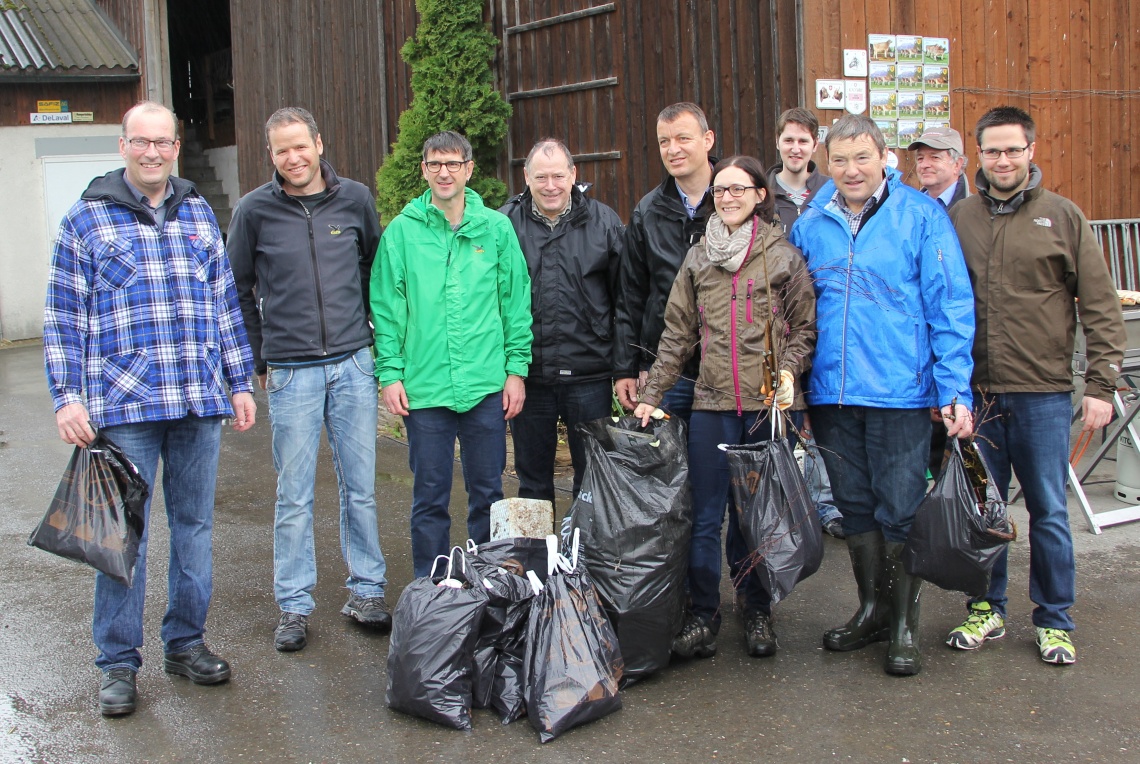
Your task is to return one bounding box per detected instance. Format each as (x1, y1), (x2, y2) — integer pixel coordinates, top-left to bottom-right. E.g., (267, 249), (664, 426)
(229, 107), (390, 653)
(500, 139), (625, 505)
(614, 102), (716, 420)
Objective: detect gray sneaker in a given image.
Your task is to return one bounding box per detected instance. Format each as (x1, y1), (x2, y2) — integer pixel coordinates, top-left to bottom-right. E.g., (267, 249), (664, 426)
(274, 612), (309, 652)
(341, 593), (393, 633)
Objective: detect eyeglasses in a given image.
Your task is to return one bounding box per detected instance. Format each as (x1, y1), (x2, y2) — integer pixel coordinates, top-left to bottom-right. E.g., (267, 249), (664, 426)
(980, 146), (1028, 160)
(423, 160), (469, 173)
(126, 138), (176, 152)
(711, 184), (759, 198)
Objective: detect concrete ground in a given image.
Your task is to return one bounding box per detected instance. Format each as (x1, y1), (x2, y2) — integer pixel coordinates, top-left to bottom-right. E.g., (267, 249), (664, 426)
(1, 341), (1137, 764)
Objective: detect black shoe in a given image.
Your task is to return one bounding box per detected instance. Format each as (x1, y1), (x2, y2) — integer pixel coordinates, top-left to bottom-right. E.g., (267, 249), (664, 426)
(163, 644), (232, 685)
(99, 668), (137, 716)
(671, 613), (717, 659)
(274, 612), (309, 652)
(341, 593), (393, 633)
(744, 611), (778, 657)
(822, 518), (847, 539)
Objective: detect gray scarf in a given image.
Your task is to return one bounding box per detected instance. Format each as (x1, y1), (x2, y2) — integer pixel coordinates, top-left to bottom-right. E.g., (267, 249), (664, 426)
(703, 213), (757, 273)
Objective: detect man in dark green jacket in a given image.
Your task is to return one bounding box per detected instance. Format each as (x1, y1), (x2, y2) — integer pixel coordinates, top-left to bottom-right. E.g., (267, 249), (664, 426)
(371, 131), (533, 577)
(946, 106), (1125, 666)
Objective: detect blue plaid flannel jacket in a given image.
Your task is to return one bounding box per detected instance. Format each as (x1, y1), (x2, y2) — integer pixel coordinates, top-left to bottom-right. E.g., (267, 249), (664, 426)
(44, 170), (254, 428)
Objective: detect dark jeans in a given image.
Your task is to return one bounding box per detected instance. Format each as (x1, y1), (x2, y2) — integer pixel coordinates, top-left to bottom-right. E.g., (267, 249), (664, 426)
(510, 378), (613, 504)
(404, 393), (506, 577)
(972, 392), (1075, 630)
(690, 409), (796, 626)
(809, 406), (931, 544)
(660, 375), (695, 424)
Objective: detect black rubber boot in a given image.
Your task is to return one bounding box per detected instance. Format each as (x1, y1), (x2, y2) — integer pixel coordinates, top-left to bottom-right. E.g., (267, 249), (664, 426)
(823, 531), (890, 651)
(884, 541), (922, 676)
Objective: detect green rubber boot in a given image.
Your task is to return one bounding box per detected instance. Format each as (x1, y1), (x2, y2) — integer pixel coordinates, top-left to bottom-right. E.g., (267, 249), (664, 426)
(823, 531), (890, 651)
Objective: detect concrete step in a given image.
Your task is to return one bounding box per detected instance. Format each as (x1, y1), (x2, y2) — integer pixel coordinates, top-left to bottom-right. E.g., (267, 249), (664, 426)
(180, 153), (211, 171)
(192, 179), (224, 197)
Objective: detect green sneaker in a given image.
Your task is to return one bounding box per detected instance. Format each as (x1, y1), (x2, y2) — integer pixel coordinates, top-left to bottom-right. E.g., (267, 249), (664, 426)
(1036, 627), (1076, 665)
(946, 601), (1006, 650)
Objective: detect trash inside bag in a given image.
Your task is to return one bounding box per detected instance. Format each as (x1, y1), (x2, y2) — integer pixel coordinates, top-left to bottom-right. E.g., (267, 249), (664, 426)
(726, 437), (823, 605)
(28, 432), (148, 587)
(565, 415), (691, 684)
(386, 548), (489, 730)
(904, 438), (1015, 596)
(467, 539), (538, 724)
(525, 533), (623, 743)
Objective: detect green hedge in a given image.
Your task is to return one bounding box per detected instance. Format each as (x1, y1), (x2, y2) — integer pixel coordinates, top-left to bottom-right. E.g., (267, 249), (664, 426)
(375, 0), (511, 224)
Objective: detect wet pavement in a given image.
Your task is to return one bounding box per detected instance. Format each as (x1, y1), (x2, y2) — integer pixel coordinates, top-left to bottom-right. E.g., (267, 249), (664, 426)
(1, 341), (1138, 763)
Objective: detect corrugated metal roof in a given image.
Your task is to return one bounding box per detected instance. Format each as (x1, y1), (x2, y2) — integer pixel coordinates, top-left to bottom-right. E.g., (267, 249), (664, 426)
(0, 0), (139, 80)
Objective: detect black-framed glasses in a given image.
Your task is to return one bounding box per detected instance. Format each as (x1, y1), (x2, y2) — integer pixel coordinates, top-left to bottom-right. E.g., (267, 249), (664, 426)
(423, 160), (469, 173)
(126, 137), (176, 152)
(710, 184), (759, 198)
(980, 146), (1028, 160)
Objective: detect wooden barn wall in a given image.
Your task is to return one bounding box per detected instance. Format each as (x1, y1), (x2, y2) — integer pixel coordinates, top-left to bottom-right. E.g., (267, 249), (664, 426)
(801, 0), (1140, 219)
(493, 0), (800, 220)
(230, 0), (390, 194)
(0, 82), (136, 127)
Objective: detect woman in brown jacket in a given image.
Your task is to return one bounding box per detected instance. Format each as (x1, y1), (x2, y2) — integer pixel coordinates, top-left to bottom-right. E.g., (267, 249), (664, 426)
(634, 155), (816, 660)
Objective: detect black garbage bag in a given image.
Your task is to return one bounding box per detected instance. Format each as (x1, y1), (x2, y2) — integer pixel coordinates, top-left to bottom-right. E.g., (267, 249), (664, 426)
(726, 437), (823, 605)
(565, 415), (691, 684)
(525, 533), (623, 743)
(467, 540), (538, 724)
(386, 548), (489, 730)
(904, 439), (1015, 596)
(471, 536), (549, 584)
(28, 432), (148, 586)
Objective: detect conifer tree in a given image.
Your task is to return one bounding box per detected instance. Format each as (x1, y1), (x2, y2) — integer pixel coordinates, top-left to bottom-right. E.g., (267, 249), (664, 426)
(375, 0), (511, 223)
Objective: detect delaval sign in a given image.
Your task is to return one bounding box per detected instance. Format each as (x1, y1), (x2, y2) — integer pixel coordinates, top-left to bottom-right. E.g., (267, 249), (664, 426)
(31, 112), (73, 124)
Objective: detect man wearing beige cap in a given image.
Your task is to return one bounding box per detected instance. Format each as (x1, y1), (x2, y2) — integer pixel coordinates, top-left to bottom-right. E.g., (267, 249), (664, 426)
(908, 126), (969, 209)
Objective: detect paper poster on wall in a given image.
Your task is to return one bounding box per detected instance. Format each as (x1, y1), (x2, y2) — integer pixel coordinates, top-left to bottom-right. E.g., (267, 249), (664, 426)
(815, 79), (846, 109)
(896, 36), (924, 62)
(875, 120), (898, 149)
(844, 80), (868, 114)
(868, 62), (896, 90)
(897, 120), (924, 148)
(868, 34), (896, 62)
(923, 37), (949, 64)
(924, 93), (950, 120)
(923, 119), (949, 131)
(869, 91), (897, 119)
(844, 49), (868, 77)
(896, 63), (924, 91)
(923, 64), (949, 91)
(897, 92), (924, 118)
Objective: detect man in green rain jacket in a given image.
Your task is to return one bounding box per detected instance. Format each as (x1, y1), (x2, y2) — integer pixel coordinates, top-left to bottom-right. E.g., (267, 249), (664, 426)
(371, 131), (533, 576)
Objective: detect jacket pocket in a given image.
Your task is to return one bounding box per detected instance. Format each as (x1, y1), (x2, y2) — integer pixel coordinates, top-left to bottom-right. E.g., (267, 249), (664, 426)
(93, 237), (137, 291)
(745, 279), (754, 323)
(189, 233), (216, 283)
(102, 349), (150, 406)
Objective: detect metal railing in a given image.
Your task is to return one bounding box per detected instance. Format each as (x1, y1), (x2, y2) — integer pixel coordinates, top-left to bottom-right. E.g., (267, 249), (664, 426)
(1091, 219), (1140, 291)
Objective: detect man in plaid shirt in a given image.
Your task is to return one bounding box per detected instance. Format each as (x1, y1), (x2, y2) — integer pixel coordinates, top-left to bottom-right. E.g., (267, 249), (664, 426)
(44, 101), (256, 716)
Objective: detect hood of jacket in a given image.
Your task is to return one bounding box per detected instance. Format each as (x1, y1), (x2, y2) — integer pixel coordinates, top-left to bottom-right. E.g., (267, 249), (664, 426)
(83, 168), (198, 218)
(974, 163), (1043, 215)
(399, 186), (491, 235)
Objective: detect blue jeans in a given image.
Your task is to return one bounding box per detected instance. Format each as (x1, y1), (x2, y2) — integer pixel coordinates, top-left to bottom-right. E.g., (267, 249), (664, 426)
(972, 392), (1075, 630)
(809, 406), (931, 543)
(803, 434), (843, 525)
(94, 415), (223, 672)
(267, 347), (387, 615)
(404, 392), (506, 577)
(511, 378), (613, 503)
(660, 375), (695, 424)
(690, 410), (796, 626)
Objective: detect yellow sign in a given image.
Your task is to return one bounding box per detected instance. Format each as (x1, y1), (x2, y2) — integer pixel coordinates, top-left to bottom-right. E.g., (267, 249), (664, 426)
(37, 100), (62, 112)
(72, 112), (94, 122)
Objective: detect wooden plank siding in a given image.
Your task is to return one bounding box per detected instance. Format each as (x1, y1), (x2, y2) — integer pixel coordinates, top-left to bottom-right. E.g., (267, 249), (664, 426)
(230, 0), (389, 194)
(800, 0), (1140, 218)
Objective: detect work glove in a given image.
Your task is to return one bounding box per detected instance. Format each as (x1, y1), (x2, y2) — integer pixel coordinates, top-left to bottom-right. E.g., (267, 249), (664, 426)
(774, 369), (795, 410)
